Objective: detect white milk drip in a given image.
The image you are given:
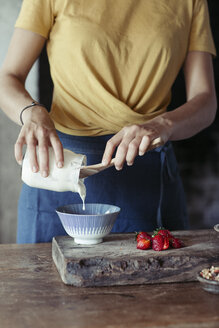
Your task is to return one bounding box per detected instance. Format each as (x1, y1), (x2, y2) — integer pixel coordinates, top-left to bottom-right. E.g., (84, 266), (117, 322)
(21, 147), (87, 208)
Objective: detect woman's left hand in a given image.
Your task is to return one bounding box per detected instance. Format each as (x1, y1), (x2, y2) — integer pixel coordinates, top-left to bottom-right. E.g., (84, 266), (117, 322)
(102, 52), (217, 171)
(102, 116), (171, 170)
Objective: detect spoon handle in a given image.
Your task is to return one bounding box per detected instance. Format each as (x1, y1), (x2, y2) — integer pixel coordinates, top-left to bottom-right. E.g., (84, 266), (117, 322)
(79, 137), (163, 178)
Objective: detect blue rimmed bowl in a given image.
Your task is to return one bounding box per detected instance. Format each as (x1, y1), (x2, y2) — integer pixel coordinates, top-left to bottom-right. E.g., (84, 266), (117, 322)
(56, 203), (120, 245)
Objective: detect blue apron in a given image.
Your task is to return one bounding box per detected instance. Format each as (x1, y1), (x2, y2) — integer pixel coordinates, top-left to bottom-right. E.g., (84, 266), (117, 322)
(17, 131), (189, 243)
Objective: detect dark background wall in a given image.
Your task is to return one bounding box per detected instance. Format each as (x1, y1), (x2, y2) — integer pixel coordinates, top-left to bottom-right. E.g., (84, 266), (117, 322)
(171, 0), (219, 229)
(39, 0), (219, 230)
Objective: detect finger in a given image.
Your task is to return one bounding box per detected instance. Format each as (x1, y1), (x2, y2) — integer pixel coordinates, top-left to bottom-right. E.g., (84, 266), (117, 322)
(26, 136), (39, 173)
(102, 132), (123, 165)
(49, 132), (64, 168)
(114, 135), (134, 170)
(14, 133), (26, 165)
(138, 135), (151, 156)
(37, 127), (50, 177)
(38, 143), (49, 177)
(126, 136), (141, 166)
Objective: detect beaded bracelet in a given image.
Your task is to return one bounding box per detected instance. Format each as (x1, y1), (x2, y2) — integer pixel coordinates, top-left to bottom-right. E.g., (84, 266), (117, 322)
(20, 101), (46, 125)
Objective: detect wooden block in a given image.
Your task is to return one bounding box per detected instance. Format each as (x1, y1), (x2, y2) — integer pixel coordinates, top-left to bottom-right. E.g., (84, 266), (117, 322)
(52, 229), (219, 287)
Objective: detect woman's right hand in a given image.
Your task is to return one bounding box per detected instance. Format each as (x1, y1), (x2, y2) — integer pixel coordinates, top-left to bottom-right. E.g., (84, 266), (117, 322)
(14, 105), (64, 177)
(0, 27), (64, 177)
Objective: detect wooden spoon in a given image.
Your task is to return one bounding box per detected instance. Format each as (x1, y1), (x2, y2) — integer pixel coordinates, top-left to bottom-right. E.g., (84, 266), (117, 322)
(79, 137), (164, 179)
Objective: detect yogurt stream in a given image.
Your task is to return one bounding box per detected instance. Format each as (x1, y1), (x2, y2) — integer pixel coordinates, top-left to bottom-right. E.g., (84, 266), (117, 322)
(22, 148), (87, 209)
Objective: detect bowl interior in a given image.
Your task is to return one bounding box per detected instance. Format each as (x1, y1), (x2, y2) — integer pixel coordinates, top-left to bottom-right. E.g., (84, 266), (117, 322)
(56, 203), (120, 216)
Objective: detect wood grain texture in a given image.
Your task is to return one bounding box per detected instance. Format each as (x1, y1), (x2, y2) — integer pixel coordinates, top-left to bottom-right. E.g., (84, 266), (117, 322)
(52, 229), (219, 287)
(0, 242), (218, 328)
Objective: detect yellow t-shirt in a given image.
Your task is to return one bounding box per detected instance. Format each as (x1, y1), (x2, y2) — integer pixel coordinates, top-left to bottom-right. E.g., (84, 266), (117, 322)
(15, 0), (216, 136)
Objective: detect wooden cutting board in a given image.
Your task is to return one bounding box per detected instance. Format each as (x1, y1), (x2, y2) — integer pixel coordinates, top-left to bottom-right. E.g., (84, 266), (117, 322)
(52, 229), (219, 287)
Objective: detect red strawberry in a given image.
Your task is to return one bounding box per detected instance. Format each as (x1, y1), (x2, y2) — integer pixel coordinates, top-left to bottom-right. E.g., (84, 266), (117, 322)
(162, 236), (170, 250)
(152, 234), (164, 251)
(136, 231), (152, 242)
(154, 227), (172, 239)
(170, 237), (183, 249)
(137, 238), (151, 250)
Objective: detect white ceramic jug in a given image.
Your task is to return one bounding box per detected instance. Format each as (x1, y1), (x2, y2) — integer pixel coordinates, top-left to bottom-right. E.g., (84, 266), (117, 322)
(21, 147), (87, 201)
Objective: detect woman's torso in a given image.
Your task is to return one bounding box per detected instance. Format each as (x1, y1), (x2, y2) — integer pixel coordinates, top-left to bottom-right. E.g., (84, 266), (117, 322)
(15, 0), (216, 135)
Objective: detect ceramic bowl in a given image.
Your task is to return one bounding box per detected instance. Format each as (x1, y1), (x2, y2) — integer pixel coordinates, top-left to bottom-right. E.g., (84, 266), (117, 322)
(56, 203), (120, 245)
(214, 224), (219, 232)
(197, 271), (219, 294)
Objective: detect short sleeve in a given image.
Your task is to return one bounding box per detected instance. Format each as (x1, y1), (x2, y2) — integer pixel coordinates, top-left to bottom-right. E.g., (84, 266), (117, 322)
(188, 0), (216, 56)
(15, 0), (54, 39)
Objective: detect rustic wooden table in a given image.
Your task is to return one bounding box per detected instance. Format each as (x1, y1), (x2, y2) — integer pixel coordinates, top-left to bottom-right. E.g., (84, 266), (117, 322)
(0, 243), (218, 328)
